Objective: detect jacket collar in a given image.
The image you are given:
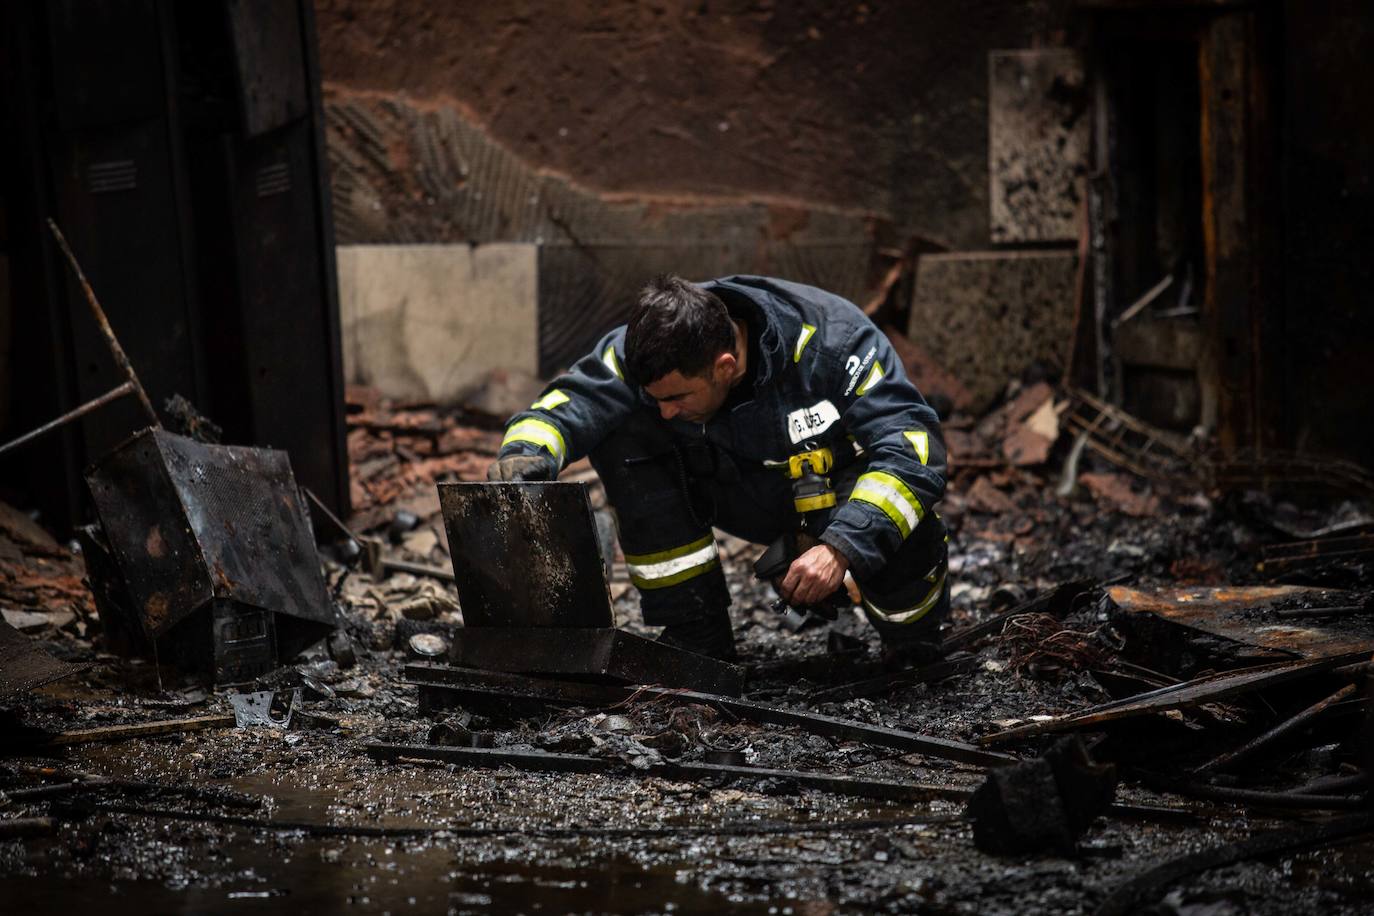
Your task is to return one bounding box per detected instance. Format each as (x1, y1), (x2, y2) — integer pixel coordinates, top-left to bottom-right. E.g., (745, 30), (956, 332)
(701, 276), (802, 390)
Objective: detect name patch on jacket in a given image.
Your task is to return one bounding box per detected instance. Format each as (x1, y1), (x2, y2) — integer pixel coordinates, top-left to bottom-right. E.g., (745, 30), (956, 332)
(787, 400), (840, 444)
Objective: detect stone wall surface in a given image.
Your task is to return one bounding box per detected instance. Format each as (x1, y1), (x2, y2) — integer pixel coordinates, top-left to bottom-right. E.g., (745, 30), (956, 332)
(337, 243), (539, 403)
(909, 250), (1078, 413)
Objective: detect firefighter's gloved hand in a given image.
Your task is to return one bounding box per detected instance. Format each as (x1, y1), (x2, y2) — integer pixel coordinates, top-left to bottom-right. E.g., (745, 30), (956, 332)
(486, 454), (558, 482)
(779, 543), (849, 607)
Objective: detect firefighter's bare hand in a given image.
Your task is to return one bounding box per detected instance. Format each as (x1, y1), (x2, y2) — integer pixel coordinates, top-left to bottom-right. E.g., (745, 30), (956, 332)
(779, 544), (849, 607)
(486, 454), (558, 482)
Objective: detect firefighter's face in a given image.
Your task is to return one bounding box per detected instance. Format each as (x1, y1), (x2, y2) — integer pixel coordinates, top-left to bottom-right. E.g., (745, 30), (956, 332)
(644, 354), (736, 424)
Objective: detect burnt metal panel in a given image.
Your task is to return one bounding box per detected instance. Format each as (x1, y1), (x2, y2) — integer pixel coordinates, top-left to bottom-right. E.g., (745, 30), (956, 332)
(85, 429), (335, 639)
(208, 116), (348, 512)
(46, 0), (165, 130)
(225, 0), (308, 137)
(48, 126), (202, 460)
(439, 482), (613, 628)
(85, 430), (213, 637)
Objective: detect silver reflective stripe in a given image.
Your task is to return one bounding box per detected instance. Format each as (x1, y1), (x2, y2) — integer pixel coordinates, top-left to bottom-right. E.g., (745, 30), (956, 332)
(863, 568), (947, 625)
(627, 541), (719, 583)
(850, 476), (921, 535)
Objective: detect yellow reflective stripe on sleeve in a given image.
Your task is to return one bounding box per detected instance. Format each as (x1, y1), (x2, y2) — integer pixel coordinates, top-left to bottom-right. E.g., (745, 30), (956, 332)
(793, 324), (816, 363)
(500, 418), (567, 467)
(848, 470), (924, 538)
(856, 360), (885, 396)
(903, 430), (930, 465)
(863, 568), (947, 625)
(603, 345), (623, 380)
(624, 534), (719, 590)
(531, 389), (570, 411)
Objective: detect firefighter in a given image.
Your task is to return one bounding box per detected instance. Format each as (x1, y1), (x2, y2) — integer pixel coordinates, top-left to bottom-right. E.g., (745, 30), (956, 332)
(488, 275), (948, 660)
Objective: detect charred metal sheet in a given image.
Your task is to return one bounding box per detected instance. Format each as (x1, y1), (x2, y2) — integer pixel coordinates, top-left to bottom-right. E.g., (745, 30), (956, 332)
(83, 428), (336, 681)
(1107, 584), (1374, 663)
(0, 619), (88, 699)
(981, 650), (1373, 745)
(438, 482), (612, 628)
(447, 627), (744, 696)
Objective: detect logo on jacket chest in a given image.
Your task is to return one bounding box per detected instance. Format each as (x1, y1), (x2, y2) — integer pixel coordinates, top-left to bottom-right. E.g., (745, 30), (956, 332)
(786, 399), (840, 445)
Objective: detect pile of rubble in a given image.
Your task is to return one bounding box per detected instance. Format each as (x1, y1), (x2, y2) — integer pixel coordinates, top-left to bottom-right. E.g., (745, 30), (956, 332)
(1, 363), (1372, 912)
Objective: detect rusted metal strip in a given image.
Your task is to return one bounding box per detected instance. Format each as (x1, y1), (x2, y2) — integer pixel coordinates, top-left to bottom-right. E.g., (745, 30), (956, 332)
(46, 219), (160, 428)
(979, 650), (1372, 746)
(0, 380), (134, 458)
(1195, 683), (1360, 774)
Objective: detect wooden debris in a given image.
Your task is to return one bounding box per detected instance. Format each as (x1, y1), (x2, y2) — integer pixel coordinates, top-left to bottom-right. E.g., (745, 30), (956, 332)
(40, 714), (237, 747)
(1195, 683), (1360, 774)
(1095, 813), (1374, 916)
(979, 650), (1372, 745)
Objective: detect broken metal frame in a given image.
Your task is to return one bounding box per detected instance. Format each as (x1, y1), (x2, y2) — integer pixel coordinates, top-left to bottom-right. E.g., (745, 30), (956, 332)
(0, 220), (160, 459)
(1063, 388), (1196, 483)
(405, 664), (1016, 769)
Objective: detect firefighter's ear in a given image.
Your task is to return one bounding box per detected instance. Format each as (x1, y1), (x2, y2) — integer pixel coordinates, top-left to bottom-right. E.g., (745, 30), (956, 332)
(713, 349), (738, 383)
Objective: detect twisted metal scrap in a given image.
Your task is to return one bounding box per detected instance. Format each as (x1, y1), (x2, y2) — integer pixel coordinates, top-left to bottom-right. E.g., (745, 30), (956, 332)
(1000, 612), (1118, 677)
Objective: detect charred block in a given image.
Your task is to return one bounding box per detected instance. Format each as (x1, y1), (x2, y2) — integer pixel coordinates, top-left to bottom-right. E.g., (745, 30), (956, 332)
(966, 736), (1117, 856)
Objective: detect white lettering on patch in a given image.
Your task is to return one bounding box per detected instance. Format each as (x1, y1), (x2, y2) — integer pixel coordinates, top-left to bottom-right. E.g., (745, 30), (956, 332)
(844, 346), (877, 396)
(786, 400), (841, 444)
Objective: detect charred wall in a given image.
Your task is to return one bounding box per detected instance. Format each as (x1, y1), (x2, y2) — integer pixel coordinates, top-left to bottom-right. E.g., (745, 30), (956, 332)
(1281, 0), (1374, 466)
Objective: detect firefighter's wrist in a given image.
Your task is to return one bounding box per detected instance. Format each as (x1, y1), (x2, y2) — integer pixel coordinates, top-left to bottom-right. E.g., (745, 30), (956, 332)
(818, 530), (863, 577)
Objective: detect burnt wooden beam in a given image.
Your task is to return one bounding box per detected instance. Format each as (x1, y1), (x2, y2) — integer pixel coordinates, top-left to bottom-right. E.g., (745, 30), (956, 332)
(979, 650), (1371, 745)
(405, 664), (1015, 769)
(366, 742), (963, 803)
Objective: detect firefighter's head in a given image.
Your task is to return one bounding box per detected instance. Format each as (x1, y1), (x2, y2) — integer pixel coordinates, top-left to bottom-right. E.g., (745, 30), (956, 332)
(627, 275), (746, 424)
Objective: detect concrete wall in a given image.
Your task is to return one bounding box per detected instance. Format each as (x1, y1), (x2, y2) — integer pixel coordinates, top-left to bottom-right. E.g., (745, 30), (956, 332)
(909, 250), (1078, 414)
(337, 243), (538, 403)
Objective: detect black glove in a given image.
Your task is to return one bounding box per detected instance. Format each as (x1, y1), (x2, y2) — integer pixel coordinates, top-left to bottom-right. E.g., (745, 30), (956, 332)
(486, 454), (559, 482)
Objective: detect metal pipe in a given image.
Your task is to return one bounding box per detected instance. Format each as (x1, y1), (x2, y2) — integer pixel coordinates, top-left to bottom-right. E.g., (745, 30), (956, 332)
(46, 218), (160, 428)
(0, 380), (134, 458)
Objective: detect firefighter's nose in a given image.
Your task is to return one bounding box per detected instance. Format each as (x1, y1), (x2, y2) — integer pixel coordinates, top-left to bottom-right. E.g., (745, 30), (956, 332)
(659, 401), (679, 420)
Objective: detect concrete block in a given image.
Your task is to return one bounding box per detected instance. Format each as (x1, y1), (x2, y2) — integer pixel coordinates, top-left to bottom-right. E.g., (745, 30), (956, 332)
(989, 50), (1089, 243)
(908, 250), (1078, 413)
(337, 243), (539, 404)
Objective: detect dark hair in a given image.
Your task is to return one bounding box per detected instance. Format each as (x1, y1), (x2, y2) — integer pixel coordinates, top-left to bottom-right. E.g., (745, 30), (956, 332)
(624, 275), (735, 383)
